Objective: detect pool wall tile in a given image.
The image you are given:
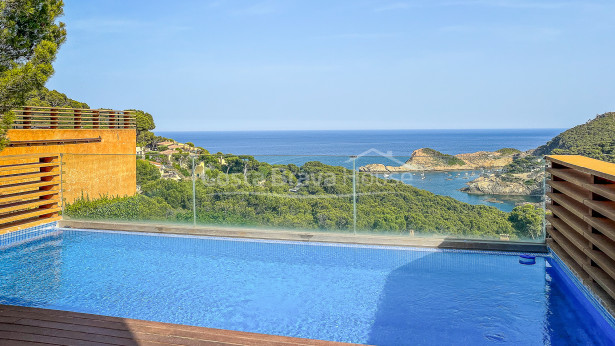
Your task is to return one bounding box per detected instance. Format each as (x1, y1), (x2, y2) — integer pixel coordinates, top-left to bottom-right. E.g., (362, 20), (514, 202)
(0, 221), (59, 249)
(548, 249), (615, 335)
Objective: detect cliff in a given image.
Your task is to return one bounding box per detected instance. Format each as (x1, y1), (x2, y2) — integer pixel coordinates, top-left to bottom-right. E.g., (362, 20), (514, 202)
(460, 171), (544, 196)
(359, 148), (517, 173)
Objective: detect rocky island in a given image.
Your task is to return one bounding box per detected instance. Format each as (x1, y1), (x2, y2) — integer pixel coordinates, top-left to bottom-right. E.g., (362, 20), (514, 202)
(359, 147), (519, 173)
(461, 112), (615, 196)
(459, 171), (544, 196)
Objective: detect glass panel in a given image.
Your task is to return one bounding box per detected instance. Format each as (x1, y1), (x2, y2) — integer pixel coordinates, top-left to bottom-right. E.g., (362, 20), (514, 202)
(61, 153), (195, 226)
(59, 151), (545, 243)
(194, 155), (355, 232)
(355, 153), (546, 242)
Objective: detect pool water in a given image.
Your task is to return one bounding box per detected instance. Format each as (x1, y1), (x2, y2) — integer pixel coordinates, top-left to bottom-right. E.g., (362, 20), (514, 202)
(0, 229), (613, 345)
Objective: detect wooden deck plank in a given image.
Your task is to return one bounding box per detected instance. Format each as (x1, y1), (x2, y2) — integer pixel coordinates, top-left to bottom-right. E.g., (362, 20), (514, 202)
(0, 305), (356, 346)
(0, 323), (134, 345)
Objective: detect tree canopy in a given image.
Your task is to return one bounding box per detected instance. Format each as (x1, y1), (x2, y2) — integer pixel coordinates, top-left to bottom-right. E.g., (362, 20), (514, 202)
(24, 87), (88, 108)
(128, 109), (157, 148)
(1, 0), (66, 151)
(535, 112), (615, 162)
(136, 159), (161, 186)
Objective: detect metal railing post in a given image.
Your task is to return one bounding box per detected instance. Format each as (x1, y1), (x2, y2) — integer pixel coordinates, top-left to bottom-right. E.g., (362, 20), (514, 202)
(192, 156), (196, 227)
(351, 155), (357, 235)
(60, 153), (65, 216)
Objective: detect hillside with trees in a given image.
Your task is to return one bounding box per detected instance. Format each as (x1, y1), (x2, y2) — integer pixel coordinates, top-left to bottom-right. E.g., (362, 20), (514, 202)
(24, 87), (89, 108)
(535, 112), (615, 162)
(0, 0), (67, 151)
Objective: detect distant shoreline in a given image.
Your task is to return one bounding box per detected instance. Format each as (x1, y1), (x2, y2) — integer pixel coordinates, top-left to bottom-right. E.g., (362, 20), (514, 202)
(155, 129), (562, 158)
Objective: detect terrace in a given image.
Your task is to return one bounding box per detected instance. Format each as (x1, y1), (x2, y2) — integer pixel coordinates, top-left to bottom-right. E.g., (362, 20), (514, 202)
(1, 110), (615, 344)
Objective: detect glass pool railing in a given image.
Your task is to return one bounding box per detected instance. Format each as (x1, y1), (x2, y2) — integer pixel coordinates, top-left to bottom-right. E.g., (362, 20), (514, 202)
(59, 152), (546, 243)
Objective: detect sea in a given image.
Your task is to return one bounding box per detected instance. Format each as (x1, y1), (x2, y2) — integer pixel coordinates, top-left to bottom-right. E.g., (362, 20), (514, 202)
(156, 129), (564, 212)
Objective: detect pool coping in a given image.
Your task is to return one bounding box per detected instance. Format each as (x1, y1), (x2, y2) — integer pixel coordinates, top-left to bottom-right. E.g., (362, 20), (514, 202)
(59, 220), (548, 253)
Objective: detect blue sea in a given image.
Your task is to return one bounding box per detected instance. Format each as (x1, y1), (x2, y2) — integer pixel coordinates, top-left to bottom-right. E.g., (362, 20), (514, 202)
(157, 129), (562, 157)
(156, 129), (563, 212)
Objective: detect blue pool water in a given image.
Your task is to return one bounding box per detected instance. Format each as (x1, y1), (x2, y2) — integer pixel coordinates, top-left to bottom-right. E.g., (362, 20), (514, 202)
(1, 229), (613, 345)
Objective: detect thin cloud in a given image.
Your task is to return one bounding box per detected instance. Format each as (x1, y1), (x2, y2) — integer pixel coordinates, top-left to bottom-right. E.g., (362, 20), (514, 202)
(374, 2), (416, 12)
(316, 33), (401, 40)
(232, 1), (278, 16)
(374, 0), (607, 12)
(442, 0), (579, 9)
(71, 19), (146, 33)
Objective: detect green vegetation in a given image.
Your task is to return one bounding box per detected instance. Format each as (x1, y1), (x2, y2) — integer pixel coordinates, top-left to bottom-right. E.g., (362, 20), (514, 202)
(422, 148), (466, 166)
(535, 112), (615, 162)
(136, 159), (161, 186)
(130, 109), (158, 148)
(509, 205), (544, 239)
(497, 148), (521, 155)
(25, 87), (88, 108)
(504, 156), (543, 174)
(66, 155), (545, 240)
(0, 0), (66, 151)
(67, 194), (180, 222)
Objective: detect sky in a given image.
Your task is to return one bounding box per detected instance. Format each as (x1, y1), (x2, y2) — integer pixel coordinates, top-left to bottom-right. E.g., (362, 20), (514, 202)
(46, 0), (615, 131)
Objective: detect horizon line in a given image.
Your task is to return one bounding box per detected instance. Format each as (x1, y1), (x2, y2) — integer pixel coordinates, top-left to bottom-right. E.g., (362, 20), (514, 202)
(155, 127), (566, 133)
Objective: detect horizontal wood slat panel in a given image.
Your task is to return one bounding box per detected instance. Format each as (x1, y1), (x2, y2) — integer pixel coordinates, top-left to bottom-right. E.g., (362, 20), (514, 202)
(585, 266), (615, 301)
(0, 198), (60, 214)
(12, 110), (134, 116)
(0, 162), (59, 173)
(547, 204), (587, 235)
(0, 190), (59, 205)
(5, 106), (135, 130)
(0, 172), (59, 184)
(586, 216), (615, 243)
(547, 167), (593, 186)
(0, 216), (62, 235)
(585, 200), (615, 221)
(585, 183), (615, 201)
(0, 155), (61, 234)
(547, 180), (591, 203)
(0, 180), (58, 195)
(0, 207), (61, 225)
(548, 239), (591, 283)
(13, 119), (136, 123)
(586, 246), (615, 278)
(548, 226), (587, 266)
(7, 138), (101, 147)
(546, 217), (587, 250)
(547, 192), (588, 220)
(546, 155), (615, 314)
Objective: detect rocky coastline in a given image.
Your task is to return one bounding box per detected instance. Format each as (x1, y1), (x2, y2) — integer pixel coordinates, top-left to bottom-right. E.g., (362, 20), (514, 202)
(358, 148), (517, 173)
(459, 171), (544, 196)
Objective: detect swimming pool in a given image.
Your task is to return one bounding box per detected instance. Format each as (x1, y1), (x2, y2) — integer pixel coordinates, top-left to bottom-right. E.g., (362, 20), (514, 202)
(0, 228), (613, 345)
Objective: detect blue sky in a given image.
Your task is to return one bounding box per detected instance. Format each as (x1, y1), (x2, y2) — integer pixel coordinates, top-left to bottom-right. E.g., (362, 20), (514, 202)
(47, 0), (615, 131)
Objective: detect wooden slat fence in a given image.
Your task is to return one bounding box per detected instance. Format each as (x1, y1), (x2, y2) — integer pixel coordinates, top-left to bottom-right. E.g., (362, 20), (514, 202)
(546, 155), (615, 313)
(5, 106), (135, 129)
(0, 155), (61, 234)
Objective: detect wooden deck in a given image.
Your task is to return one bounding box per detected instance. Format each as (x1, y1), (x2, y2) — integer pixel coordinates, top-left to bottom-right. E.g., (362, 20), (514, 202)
(0, 304), (356, 346)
